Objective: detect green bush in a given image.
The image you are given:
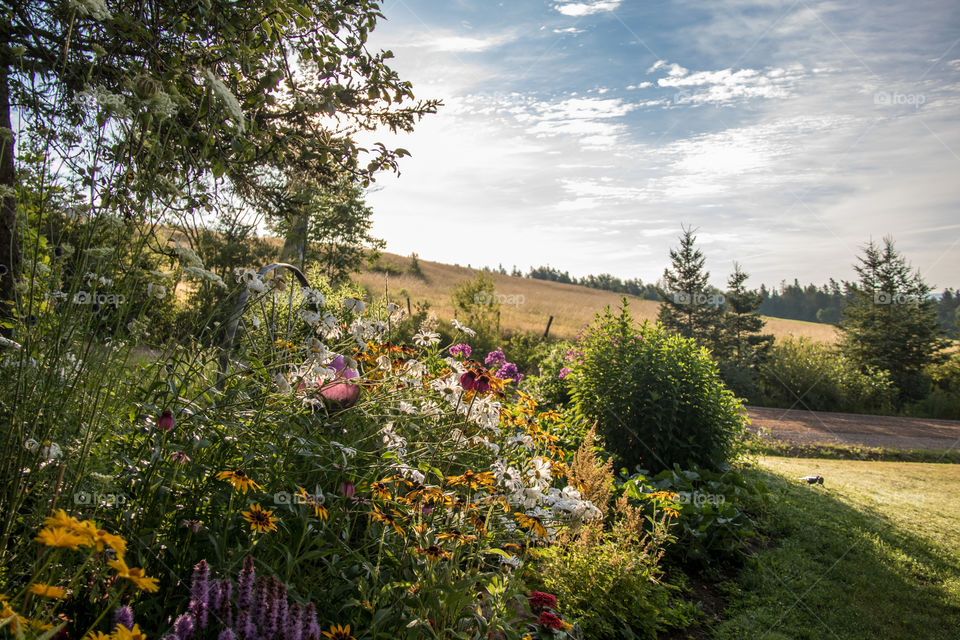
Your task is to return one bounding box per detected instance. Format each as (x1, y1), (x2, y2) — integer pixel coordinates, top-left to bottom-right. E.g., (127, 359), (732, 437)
(523, 339), (574, 408)
(567, 303), (747, 473)
(756, 337), (896, 413)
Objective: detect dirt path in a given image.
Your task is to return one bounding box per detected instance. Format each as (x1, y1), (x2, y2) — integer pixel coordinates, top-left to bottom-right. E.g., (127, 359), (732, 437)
(747, 406), (960, 451)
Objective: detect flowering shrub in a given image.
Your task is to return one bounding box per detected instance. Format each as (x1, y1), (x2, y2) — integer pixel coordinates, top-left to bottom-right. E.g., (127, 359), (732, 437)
(566, 303), (746, 473)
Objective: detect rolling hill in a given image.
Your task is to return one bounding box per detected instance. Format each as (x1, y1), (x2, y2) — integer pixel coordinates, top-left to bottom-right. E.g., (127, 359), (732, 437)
(355, 252), (839, 343)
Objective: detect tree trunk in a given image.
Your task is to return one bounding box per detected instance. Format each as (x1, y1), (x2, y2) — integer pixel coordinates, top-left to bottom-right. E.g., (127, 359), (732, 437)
(0, 64), (19, 330)
(279, 211), (308, 270)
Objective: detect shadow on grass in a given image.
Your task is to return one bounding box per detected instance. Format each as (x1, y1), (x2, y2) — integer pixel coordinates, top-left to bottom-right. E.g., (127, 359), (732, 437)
(710, 467), (960, 640)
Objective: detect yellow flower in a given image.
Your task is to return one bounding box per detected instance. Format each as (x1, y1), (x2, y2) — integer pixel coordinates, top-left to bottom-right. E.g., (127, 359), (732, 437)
(113, 623), (148, 640)
(217, 470), (262, 494)
(107, 557), (160, 593)
(295, 487), (328, 520)
(514, 513), (547, 538)
(34, 526), (86, 550)
(445, 470), (494, 491)
(28, 583), (67, 599)
(369, 505), (405, 537)
(43, 509), (81, 530)
(85, 632), (113, 640)
(242, 504), (278, 534)
(415, 545), (451, 562)
(321, 624), (355, 640)
(0, 600), (29, 634)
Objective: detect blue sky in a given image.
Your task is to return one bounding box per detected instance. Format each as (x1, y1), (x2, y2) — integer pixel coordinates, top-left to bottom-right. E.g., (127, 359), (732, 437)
(362, 0), (960, 289)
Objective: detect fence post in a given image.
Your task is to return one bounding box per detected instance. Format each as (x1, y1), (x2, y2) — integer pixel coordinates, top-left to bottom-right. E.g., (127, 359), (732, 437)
(543, 315), (554, 339)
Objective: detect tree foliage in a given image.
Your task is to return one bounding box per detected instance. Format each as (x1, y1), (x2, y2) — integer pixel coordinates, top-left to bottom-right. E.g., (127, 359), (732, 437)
(1, 0), (437, 313)
(656, 226), (724, 351)
(838, 237), (947, 401)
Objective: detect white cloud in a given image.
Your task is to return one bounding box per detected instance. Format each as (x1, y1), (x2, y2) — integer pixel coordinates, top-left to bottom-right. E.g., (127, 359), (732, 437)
(553, 1), (622, 17)
(413, 33), (514, 53)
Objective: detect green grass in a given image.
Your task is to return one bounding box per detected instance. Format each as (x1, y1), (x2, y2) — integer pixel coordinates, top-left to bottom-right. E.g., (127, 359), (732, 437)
(713, 457), (960, 639)
(743, 436), (960, 464)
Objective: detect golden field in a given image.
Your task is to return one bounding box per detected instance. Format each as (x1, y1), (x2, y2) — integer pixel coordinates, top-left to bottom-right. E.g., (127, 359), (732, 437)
(355, 252), (839, 343)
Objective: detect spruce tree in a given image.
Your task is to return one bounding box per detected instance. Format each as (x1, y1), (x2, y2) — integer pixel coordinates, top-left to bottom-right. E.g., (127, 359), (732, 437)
(839, 237), (947, 401)
(656, 227), (724, 351)
(721, 263), (774, 365)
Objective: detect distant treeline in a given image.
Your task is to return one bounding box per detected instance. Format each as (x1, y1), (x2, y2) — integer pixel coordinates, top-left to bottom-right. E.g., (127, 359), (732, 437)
(485, 264), (960, 338)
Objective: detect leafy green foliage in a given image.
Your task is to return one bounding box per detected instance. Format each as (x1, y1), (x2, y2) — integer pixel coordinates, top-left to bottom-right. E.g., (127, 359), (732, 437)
(839, 237), (948, 402)
(567, 303), (746, 473)
(757, 337), (896, 413)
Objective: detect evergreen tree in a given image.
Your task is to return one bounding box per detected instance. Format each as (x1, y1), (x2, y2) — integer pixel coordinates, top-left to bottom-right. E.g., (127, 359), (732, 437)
(656, 227), (724, 350)
(720, 263), (774, 365)
(839, 237), (947, 401)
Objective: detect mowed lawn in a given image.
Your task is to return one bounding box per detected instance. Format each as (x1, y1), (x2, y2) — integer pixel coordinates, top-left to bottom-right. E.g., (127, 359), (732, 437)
(714, 457), (960, 639)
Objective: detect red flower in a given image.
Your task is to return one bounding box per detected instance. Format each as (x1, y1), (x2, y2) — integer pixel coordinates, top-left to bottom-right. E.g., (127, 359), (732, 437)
(537, 611), (563, 630)
(460, 370), (477, 391)
(528, 591), (557, 611)
(157, 410), (175, 432)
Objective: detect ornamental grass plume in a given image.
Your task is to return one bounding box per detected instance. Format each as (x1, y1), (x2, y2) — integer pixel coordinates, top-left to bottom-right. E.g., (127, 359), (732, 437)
(567, 426), (613, 516)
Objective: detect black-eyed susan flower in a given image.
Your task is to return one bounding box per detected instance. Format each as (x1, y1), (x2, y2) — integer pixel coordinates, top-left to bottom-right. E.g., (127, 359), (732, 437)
(416, 545), (451, 562)
(107, 557), (160, 592)
(446, 470), (494, 491)
(369, 505), (405, 537)
(321, 624), (355, 640)
(295, 487), (328, 520)
(242, 504), (278, 534)
(438, 529), (477, 545)
(369, 481), (392, 501)
(514, 513), (548, 538)
(217, 470), (261, 494)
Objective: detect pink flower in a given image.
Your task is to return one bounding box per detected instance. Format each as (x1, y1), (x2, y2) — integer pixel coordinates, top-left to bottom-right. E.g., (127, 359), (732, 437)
(171, 451), (191, 464)
(157, 410), (175, 432)
(558, 367), (572, 379)
(528, 591), (557, 611)
(340, 483), (355, 498)
(537, 611), (563, 630)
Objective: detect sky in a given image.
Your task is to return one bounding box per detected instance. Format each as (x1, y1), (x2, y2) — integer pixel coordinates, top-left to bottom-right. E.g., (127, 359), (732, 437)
(361, 0), (960, 290)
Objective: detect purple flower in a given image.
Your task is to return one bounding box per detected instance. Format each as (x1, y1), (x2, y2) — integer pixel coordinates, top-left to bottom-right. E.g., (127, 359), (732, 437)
(340, 482), (355, 498)
(253, 577), (269, 629)
(449, 343), (471, 359)
(190, 560), (211, 629)
(217, 579), (233, 616)
(558, 367), (572, 379)
(157, 409), (175, 432)
(173, 613), (195, 640)
(237, 556), (255, 610)
(496, 362), (523, 383)
(114, 606), (134, 630)
(218, 631), (236, 640)
(284, 604), (302, 640)
(484, 348), (506, 368)
(237, 611), (257, 640)
(302, 604), (320, 640)
(266, 578), (285, 640)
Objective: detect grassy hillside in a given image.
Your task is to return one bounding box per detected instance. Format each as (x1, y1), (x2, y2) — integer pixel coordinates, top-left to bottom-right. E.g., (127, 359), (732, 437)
(356, 251), (839, 343)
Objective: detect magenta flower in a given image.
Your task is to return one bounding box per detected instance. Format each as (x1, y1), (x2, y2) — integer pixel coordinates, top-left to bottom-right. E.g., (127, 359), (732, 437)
(158, 410), (175, 432)
(340, 482), (355, 498)
(558, 367), (572, 379)
(449, 343), (472, 359)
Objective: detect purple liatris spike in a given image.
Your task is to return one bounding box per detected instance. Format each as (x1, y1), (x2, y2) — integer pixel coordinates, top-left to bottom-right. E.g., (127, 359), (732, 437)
(272, 581), (287, 640)
(236, 611), (255, 640)
(264, 577), (282, 639)
(253, 577), (269, 629)
(191, 560), (211, 629)
(218, 630), (236, 640)
(114, 605), (134, 630)
(237, 556), (255, 610)
(173, 613), (195, 640)
(218, 579), (233, 615)
(284, 604), (302, 640)
(302, 604), (320, 640)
